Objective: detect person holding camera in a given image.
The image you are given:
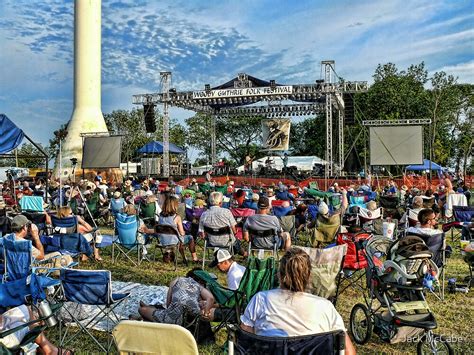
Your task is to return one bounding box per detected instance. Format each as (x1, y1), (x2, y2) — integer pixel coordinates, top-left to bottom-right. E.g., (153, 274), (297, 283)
(9, 215), (46, 260)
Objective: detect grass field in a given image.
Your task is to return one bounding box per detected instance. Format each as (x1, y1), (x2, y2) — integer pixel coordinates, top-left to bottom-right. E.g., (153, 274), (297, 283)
(45, 229), (473, 354)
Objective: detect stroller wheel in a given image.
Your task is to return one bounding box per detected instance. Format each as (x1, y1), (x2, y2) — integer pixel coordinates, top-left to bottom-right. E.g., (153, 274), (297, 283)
(416, 333), (453, 355)
(350, 303), (372, 344)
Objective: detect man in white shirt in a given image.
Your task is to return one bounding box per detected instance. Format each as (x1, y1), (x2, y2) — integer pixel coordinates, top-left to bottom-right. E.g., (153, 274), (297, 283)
(210, 249), (246, 290)
(407, 208), (441, 236)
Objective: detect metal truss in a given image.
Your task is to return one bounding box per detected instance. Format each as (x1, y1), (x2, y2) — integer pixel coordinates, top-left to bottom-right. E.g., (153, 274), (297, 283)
(362, 119), (432, 126)
(160, 71), (171, 178)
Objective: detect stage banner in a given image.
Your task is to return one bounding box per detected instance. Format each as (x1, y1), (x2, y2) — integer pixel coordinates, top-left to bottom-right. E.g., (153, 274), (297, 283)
(261, 119), (291, 151)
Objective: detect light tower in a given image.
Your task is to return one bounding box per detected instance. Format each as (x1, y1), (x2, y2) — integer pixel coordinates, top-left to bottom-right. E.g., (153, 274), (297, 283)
(56, 0), (108, 178)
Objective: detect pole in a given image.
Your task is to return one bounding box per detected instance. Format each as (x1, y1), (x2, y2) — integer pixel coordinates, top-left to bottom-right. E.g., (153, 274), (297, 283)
(59, 139), (62, 206)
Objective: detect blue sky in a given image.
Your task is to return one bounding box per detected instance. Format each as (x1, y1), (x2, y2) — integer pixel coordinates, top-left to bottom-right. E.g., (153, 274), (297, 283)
(0, 0), (473, 160)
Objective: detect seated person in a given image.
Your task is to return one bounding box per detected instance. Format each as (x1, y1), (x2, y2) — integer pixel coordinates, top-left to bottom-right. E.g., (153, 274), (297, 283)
(140, 195), (199, 263)
(242, 197), (291, 251)
(240, 248), (355, 355)
(7, 215), (49, 260)
(406, 208), (441, 236)
(137, 269), (215, 325)
(0, 305), (71, 354)
(199, 192), (243, 254)
(289, 203), (307, 234)
(56, 206), (102, 261)
(209, 249), (246, 290)
(233, 189), (247, 208)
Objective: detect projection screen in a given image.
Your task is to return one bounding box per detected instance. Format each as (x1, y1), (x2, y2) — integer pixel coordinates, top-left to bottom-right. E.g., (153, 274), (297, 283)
(82, 136), (122, 169)
(369, 126), (423, 166)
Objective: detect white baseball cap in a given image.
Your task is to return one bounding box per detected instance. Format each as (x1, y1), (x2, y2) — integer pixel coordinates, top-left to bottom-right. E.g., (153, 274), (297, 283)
(210, 249), (232, 267)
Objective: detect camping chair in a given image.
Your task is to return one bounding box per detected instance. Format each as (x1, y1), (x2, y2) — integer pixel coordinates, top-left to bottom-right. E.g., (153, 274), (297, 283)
(40, 233), (93, 262)
(202, 225), (234, 269)
(58, 268), (129, 353)
(445, 192), (468, 219)
(407, 231), (447, 300)
(51, 215), (78, 234)
(185, 207), (206, 238)
(247, 227), (279, 259)
(193, 257), (278, 332)
(335, 232), (373, 301)
(154, 223), (187, 271)
(112, 213), (146, 266)
(109, 198), (126, 217)
(227, 326), (346, 355)
(309, 214), (341, 248)
(230, 208), (255, 240)
(113, 320), (198, 355)
(297, 244), (347, 305)
(138, 201), (157, 228)
(357, 207), (383, 232)
(279, 215), (296, 241)
(442, 206), (474, 242)
(379, 195), (400, 219)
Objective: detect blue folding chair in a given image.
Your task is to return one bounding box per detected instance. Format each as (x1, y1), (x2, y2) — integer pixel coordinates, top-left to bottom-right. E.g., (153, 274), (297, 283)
(113, 213), (146, 266)
(58, 268), (129, 353)
(0, 234), (59, 308)
(51, 215), (78, 234)
(40, 233), (92, 262)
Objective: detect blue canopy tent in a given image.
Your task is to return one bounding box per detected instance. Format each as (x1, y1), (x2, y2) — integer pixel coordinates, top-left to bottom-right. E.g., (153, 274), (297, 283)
(137, 141), (185, 155)
(406, 159), (444, 171)
(0, 114), (49, 199)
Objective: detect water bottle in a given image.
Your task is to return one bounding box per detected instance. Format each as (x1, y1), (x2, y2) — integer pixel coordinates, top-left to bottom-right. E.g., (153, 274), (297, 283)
(37, 300), (58, 327)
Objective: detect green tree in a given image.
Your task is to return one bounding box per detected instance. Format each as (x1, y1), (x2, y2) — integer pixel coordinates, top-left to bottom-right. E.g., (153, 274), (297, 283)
(290, 116), (325, 157)
(14, 143), (46, 168)
(185, 113), (264, 165)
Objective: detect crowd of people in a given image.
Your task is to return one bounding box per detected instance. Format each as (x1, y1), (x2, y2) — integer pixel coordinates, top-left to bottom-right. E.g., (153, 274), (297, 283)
(0, 169), (471, 352)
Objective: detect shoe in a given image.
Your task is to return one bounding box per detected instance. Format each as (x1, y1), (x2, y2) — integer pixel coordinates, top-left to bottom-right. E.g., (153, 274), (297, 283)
(163, 252), (172, 263)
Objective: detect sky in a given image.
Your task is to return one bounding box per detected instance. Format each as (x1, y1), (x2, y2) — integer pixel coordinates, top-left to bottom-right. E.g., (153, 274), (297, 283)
(0, 0), (473, 162)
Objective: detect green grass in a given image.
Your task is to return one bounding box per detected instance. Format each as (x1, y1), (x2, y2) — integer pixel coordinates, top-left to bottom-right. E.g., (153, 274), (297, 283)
(45, 229), (473, 354)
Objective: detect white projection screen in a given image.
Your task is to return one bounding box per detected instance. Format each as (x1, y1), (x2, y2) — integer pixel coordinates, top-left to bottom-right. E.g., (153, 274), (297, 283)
(369, 126), (423, 166)
(82, 136), (122, 169)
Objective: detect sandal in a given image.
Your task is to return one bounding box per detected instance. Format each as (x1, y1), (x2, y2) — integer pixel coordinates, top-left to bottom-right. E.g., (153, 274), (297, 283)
(58, 348), (74, 355)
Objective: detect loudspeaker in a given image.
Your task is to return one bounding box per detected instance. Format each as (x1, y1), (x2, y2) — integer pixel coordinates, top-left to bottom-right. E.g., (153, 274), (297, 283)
(143, 104), (156, 133)
(343, 93), (355, 125)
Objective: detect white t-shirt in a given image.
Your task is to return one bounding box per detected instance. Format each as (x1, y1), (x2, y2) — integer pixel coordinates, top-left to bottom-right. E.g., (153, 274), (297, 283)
(406, 226), (441, 236)
(227, 262), (246, 290)
(241, 288), (346, 337)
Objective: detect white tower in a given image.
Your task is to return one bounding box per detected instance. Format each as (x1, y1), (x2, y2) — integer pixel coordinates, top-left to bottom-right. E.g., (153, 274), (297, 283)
(57, 0), (108, 177)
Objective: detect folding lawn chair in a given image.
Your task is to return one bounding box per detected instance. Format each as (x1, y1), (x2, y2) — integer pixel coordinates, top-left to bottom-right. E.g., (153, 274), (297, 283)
(154, 223), (187, 270)
(58, 268), (129, 353)
(19, 196), (44, 213)
(202, 225), (234, 269)
(0, 210), (11, 237)
(138, 201), (157, 228)
(279, 215), (296, 241)
(51, 215), (78, 234)
(297, 244), (347, 304)
(357, 207), (383, 232)
(442, 205), (474, 242)
(334, 232), (373, 301)
(112, 213), (146, 266)
(309, 214), (341, 248)
(272, 205), (293, 217)
(40, 233), (92, 262)
(247, 227), (279, 259)
(227, 326), (346, 355)
(113, 320), (199, 355)
(230, 208), (255, 240)
(193, 257), (278, 332)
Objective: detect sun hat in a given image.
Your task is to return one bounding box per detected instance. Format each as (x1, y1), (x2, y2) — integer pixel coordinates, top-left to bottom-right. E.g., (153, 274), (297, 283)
(318, 202), (329, 216)
(113, 191), (122, 198)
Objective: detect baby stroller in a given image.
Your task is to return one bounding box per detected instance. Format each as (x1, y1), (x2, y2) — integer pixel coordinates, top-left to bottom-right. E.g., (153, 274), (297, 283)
(349, 236), (452, 354)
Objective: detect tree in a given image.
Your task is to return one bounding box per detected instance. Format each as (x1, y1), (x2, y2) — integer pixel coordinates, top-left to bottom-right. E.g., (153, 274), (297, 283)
(48, 123), (68, 159)
(185, 113), (264, 165)
(289, 116), (325, 157)
(13, 143), (46, 168)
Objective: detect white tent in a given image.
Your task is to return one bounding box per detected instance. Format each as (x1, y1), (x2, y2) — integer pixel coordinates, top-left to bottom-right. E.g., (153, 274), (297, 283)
(237, 155), (328, 173)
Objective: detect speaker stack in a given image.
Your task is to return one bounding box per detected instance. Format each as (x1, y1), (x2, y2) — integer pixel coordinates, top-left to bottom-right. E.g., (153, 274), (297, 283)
(343, 93), (355, 125)
(143, 104), (156, 133)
